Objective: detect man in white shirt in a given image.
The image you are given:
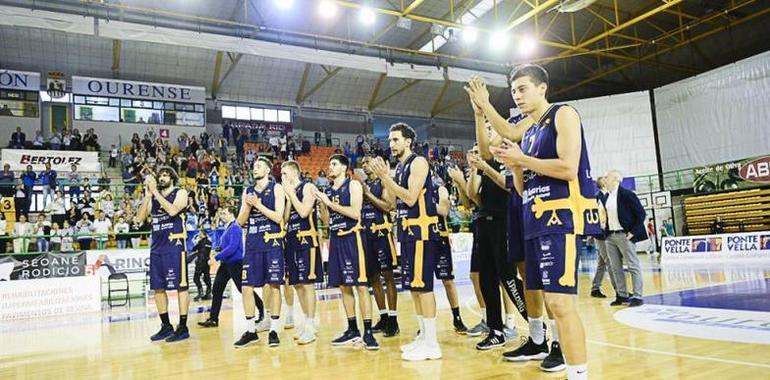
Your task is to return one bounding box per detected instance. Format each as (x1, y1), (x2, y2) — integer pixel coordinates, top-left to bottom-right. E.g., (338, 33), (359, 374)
(597, 170), (646, 307)
(93, 211), (112, 250)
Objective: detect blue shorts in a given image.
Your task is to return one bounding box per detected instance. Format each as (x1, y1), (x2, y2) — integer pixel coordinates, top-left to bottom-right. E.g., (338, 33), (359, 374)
(401, 240), (437, 292)
(242, 248), (285, 287)
(365, 232), (397, 276)
(327, 231), (368, 287)
(286, 244), (323, 285)
(435, 237), (454, 280)
(524, 234), (580, 294)
(149, 248), (189, 291)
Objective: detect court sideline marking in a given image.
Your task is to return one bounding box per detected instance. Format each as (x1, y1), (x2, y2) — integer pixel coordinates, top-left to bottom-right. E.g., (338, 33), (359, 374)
(588, 340), (770, 369)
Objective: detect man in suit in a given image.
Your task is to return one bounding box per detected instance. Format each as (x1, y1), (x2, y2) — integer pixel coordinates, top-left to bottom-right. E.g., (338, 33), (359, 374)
(590, 177), (616, 299)
(11, 127), (26, 149)
(597, 170), (646, 307)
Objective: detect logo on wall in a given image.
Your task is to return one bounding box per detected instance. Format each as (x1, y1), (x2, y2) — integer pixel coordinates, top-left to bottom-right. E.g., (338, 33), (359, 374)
(47, 71), (67, 99)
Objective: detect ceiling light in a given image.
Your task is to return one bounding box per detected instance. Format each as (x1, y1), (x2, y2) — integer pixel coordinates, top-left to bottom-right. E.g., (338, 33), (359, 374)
(274, 0), (293, 10)
(519, 36), (537, 56)
(318, 0), (337, 18)
(462, 27), (478, 43)
(489, 30), (509, 50)
(359, 7), (376, 25)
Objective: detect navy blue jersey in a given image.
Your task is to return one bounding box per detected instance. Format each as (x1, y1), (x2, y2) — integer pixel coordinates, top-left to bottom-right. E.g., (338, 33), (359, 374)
(394, 153), (440, 242)
(325, 178), (359, 235)
(286, 180), (319, 247)
(520, 104), (602, 239)
(244, 181), (283, 252)
(151, 188), (187, 253)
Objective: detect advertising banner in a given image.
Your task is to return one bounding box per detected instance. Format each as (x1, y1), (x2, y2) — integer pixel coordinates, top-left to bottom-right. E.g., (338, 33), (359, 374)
(661, 231), (770, 263)
(0, 276), (101, 321)
(0, 252), (86, 281)
(693, 155), (770, 193)
(1, 149), (101, 172)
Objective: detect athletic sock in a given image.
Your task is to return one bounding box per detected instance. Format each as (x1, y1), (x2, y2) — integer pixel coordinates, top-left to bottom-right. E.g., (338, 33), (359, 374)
(388, 310), (398, 318)
(380, 311), (389, 321)
(451, 307), (461, 321)
(347, 317), (358, 332)
(480, 308), (487, 323)
(159, 312), (171, 326)
(529, 317), (545, 344)
(246, 316), (255, 333)
(417, 316), (425, 339)
(550, 320), (559, 342)
(567, 364), (588, 380)
(363, 319), (373, 334)
(423, 318), (438, 347)
(178, 315), (187, 329)
(505, 313), (516, 330)
(270, 315), (280, 333)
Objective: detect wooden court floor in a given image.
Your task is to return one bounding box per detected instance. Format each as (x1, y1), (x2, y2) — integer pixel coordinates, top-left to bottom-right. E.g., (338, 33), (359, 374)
(2, 257), (769, 380)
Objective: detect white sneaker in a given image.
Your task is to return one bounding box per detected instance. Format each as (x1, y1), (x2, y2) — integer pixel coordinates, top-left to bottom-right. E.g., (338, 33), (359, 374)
(285, 314), (295, 330)
(401, 342), (442, 361)
(297, 326), (317, 345)
(256, 318), (270, 333)
(400, 336), (422, 353)
(293, 325), (304, 340)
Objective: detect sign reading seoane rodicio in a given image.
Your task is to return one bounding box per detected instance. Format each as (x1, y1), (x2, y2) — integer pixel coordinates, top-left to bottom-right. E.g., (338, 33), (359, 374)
(0, 69), (41, 91)
(72, 76), (206, 104)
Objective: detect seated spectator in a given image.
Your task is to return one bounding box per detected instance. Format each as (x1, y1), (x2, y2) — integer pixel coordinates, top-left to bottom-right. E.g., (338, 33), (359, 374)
(70, 129), (82, 150)
(60, 220), (75, 252)
(99, 192), (116, 218)
(34, 214), (51, 253)
(62, 131), (71, 150)
(315, 170), (329, 190)
(129, 219), (143, 249)
(32, 131), (45, 149)
(114, 216), (130, 249)
(50, 132), (62, 150)
(13, 214), (32, 253)
(76, 213), (95, 250)
(50, 222), (62, 252)
(0, 163), (15, 197)
(92, 211), (112, 250)
(10, 126), (26, 149)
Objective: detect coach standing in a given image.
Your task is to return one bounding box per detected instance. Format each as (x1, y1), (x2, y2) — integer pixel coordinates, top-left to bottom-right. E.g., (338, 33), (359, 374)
(598, 170), (646, 307)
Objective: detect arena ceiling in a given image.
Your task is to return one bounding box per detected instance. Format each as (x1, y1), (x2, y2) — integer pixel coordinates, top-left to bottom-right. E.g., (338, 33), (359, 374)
(0, 0), (769, 121)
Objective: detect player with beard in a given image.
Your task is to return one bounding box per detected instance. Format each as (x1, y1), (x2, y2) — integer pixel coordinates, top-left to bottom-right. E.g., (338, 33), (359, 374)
(369, 123), (441, 361)
(281, 160), (322, 345)
(316, 154), (379, 350)
(233, 157), (286, 349)
(360, 156), (399, 337)
(136, 166), (191, 343)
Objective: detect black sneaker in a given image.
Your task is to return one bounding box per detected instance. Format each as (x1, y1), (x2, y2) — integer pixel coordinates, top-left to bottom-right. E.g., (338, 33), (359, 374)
(201, 291), (212, 301)
(193, 295), (202, 302)
(590, 289), (607, 298)
(539, 341), (566, 372)
(383, 318), (400, 337)
(197, 319), (219, 328)
(150, 324), (174, 342)
(363, 332), (380, 350)
(503, 337), (549, 361)
(610, 296), (629, 306)
(629, 298), (644, 307)
(165, 327), (190, 343)
(453, 318), (469, 334)
(475, 331), (505, 351)
(268, 331), (280, 347)
(234, 331), (259, 348)
(372, 317), (388, 334)
(331, 329), (362, 346)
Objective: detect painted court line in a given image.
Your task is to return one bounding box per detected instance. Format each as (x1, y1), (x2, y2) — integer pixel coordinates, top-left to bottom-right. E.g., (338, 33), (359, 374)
(588, 340), (770, 369)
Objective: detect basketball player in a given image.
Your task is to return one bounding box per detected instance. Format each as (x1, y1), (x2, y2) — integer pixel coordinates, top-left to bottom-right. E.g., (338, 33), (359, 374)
(234, 157), (285, 348)
(315, 154), (379, 350)
(281, 161), (323, 345)
(479, 64), (602, 380)
(135, 167), (190, 343)
(360, 156), (400, 337)
(433, 179), (469, 334)
(369, 123), (441, 361)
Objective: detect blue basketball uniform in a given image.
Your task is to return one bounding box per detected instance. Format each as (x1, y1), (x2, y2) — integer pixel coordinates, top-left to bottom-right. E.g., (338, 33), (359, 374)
(326, 178), (368, 287)
(242, 181), (285, 287)
(505, 173), (525, 263)
(432, 182), (454, 280)
(520, 104), (602, 294)
(149, 188), (189, 291)
(362, 178), (397, 276)
(394, 153), (439, 291)
(285, 181), (323, 285)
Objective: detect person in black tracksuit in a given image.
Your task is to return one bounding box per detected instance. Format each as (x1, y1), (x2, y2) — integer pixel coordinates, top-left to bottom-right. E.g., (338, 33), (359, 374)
(192, 230), (213, 301)
(198, 206), (264, 328)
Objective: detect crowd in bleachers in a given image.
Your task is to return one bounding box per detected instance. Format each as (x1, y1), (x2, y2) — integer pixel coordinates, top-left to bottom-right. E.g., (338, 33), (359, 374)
(1, 124), (469, 254)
